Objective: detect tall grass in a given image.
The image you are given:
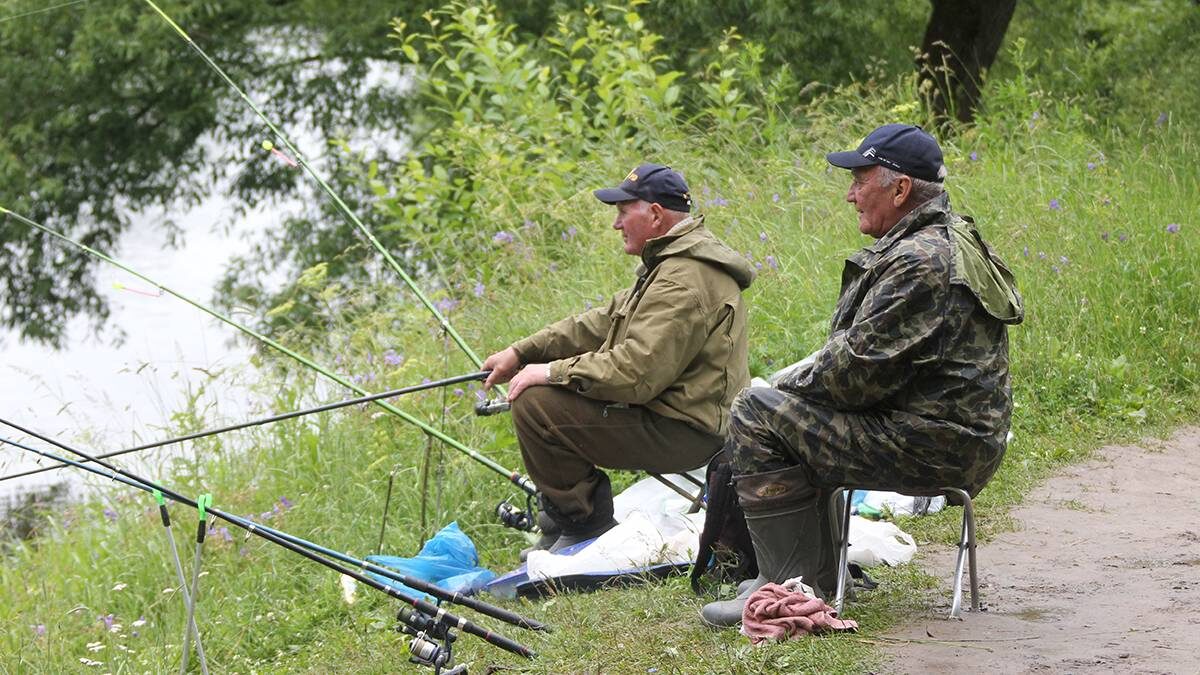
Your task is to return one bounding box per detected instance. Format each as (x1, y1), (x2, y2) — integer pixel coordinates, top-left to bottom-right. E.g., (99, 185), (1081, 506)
(3, 5), (1199, 672)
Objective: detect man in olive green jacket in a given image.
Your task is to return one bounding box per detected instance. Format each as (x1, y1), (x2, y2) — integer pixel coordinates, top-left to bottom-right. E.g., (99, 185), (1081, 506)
(484, 163), (755, 554)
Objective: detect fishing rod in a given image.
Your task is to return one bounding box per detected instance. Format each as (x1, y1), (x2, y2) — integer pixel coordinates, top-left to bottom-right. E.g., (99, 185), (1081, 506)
(0, 427), (542, 658)
(0, 423), (546, 633)
(0, 206), (536, 497)
(139, 0), (488, 376)
(1, 371), (490, 483)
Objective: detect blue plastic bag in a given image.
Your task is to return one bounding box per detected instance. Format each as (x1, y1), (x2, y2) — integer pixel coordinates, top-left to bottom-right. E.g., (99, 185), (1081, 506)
(365, 522), (496, 599)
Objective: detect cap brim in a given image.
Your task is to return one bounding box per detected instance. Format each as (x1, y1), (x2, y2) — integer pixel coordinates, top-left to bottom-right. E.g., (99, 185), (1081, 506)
(593, 187), (638, 204)
(825, 150), (877, 170)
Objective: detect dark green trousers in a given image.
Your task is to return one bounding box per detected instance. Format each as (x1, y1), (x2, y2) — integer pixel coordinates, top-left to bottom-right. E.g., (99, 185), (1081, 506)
(511, 386), (722, 522)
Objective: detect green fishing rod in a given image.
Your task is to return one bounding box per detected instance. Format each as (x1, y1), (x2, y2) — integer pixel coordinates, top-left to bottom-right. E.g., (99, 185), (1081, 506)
(0, 206), (536, 496)
(1, 371), (490, 483)
(0, 427), (545, 655)
(139, 0), (488, 375)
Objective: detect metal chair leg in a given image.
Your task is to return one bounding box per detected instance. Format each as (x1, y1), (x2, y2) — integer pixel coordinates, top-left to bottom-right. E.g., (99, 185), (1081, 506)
(832, 487), (852, 614)
(944, 487), (975, 619)
(962, 491), (980, 612)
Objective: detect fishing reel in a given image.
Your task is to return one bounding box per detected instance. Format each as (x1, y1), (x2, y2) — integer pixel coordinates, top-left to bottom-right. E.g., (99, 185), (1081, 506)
(397, 607), (466, 674)
(495, 493), (537, 532)
(474, 398), (511, 416)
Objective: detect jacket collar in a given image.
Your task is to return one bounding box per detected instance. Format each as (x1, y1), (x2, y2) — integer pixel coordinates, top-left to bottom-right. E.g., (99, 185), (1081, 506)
(861, 193), (952, 258)
(640, 214), (704, 265)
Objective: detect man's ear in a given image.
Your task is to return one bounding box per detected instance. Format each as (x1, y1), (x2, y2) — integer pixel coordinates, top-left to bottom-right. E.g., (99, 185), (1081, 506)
(648, 201), (665, 224)
(893, 175), (913, 206)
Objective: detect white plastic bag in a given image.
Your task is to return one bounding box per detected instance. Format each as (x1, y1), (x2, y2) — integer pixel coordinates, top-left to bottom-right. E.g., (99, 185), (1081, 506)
(860, 491), (946, 516)
(847, 516), (917, 567)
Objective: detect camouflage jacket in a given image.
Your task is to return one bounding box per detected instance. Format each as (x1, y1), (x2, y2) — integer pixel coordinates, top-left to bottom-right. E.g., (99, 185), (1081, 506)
(511, 216), (755, 436)
(780, 194), (1023, 468)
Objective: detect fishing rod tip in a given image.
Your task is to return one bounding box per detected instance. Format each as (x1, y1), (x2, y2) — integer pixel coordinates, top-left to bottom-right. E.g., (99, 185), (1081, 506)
(261, 140), (275, 151)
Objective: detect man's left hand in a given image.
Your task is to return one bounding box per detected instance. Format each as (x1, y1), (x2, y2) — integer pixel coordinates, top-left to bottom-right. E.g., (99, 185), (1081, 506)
(507, 363), (551, 402)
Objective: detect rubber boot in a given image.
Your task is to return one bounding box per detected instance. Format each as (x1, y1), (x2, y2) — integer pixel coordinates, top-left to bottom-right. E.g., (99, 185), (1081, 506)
(548, 472), (617, 553)
(700, 466), (825, 628)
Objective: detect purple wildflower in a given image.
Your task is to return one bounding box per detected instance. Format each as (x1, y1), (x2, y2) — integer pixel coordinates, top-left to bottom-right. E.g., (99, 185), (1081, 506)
(1166, 223), (1180, 234)
(1087, 162), (1096, 171)
(522, 218), (536, 230)
(475, 390), (486, 403)
(421, 377), (432, 385)
(453, 388), (464, 397)
(473, 282), (485, 298)
(755, 262), (763, 270)
(100, 614), (115, 630)
(584, 300), (592, 310)
(766, 255), (779, 270)
(218, 527), (232, 543)
(383, 349), (404, 366)
(1032, 111), (1041, 120)
(1118, 233), (1128, 242)
(1156, 112), (1168, 126)
(434, 298), (459, 314)
(493, 231), (514, 245)
(1052, 265), (1061, 274)
(103, 508), (118, 522)
(549, 263), (559, 272)
(772, 193), (780, 203)
(1049, 198), (1061, 210)
(33, 624), (46, 637)
(279, 496), (294, 510)
(1038, 251), (1047, 260)
(969, 151), (979, 161)
(1101, 232), (1109, 241)
(1022, 246), (1029, 257)
(759, 232), (768, 242)
(561, 226), (578, 241)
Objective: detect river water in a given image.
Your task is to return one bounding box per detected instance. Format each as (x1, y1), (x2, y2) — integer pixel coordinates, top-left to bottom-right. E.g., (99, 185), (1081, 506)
(0, 198), (278, 516)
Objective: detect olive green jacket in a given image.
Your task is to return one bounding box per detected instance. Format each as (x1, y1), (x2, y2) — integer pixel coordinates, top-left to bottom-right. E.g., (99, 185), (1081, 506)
(511, 216), (755, 436)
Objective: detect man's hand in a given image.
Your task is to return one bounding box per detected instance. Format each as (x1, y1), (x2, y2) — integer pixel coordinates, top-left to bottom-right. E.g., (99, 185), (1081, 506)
(483, 347), (521, 389)
(507, 363), (550, 402)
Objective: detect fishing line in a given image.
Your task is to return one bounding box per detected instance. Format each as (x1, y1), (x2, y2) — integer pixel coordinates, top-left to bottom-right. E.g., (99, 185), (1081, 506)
(0, 206), (536, 495)
(1, 371), (489, 482)
(0, 0), (90, 24)
(140, 0), (489, 376)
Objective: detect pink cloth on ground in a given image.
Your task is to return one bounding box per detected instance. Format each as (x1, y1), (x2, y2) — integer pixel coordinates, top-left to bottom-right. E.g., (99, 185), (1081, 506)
(740, 582), (858, 644)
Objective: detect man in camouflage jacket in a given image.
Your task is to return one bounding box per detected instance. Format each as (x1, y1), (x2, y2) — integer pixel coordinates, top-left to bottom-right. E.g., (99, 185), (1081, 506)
(702, 124), (1023, 626)
(484, 163), (755, 555)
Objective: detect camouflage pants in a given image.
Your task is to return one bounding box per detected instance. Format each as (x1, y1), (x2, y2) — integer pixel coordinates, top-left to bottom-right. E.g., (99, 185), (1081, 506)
(726, 386), (1000, 496)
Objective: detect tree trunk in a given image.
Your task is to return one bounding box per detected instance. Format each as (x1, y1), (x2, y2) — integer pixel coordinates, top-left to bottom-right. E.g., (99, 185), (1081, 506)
(918, 0), (1018, 124)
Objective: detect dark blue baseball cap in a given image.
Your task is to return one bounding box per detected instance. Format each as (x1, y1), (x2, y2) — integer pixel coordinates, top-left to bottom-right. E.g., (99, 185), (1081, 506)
(826, 124), (946, 182)
(593, 163), (692, 212)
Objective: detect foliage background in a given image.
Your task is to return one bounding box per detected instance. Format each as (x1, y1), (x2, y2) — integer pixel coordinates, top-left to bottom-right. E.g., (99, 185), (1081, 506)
(2, 0), (1199, 672)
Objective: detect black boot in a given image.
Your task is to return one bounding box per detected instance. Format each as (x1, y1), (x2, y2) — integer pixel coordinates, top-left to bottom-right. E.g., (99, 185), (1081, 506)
(519, 509), (561, 562)
(547, 472), (617, 554)
(700, 466), (827, 628)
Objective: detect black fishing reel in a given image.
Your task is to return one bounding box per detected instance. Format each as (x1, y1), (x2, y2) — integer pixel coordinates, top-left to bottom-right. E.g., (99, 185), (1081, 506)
(495, 492), (537, 532)
(474, 398), (511, 416)
(397, 607), (466, 674)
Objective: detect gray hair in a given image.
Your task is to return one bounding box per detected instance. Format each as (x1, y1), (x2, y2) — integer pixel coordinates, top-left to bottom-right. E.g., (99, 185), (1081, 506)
(877, 166), (946, 205)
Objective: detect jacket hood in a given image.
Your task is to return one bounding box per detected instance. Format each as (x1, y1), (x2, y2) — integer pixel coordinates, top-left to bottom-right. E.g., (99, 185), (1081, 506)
(639, 215), (756, 289)
(871, 194), (1023, 325)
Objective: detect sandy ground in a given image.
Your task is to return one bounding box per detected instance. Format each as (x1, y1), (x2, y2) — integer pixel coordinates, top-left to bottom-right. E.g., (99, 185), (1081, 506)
(882, 428), (1200, 674)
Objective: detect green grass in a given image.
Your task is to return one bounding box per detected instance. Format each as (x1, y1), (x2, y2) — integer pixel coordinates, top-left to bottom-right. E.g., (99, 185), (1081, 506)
(4, 71), (1200, 675)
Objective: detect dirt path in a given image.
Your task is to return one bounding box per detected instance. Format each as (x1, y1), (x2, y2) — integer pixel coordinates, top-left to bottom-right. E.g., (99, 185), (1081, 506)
(883, 428), (1200, 674)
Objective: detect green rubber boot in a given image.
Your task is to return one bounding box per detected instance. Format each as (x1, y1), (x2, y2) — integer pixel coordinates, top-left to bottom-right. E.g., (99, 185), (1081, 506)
(700, 466), (827, 628)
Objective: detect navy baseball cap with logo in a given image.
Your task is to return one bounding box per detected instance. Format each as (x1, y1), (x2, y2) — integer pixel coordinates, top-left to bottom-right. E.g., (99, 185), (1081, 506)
(826, 124), (946, 182)
(593, 163), (692, 212)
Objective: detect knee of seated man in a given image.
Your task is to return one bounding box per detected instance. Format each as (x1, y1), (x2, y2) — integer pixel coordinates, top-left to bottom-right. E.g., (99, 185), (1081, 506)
(510, 385), (575, 426)
(729, 386), (789, 433)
